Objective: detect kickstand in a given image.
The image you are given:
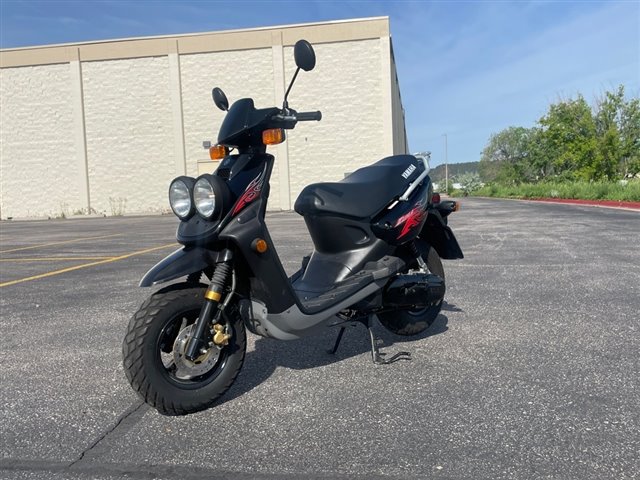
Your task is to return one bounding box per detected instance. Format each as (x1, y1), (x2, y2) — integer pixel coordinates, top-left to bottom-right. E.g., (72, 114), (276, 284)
(326, 316), (411, 364)
(364, 316), (411, 365)
(327, 327), (346, 355)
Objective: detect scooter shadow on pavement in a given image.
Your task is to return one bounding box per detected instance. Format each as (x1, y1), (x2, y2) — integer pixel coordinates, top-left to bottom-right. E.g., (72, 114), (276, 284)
(219, 313), (449, 406)
(442, 301), (464, 312)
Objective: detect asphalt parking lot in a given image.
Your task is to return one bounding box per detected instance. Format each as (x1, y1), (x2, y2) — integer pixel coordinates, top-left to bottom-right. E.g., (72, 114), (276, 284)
(1, 198), (638, 479)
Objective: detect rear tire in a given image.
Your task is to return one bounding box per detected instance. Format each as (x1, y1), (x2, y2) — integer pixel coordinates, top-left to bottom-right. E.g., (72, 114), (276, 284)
(122, 284), (246, 416)
(378, 243), (445, 336)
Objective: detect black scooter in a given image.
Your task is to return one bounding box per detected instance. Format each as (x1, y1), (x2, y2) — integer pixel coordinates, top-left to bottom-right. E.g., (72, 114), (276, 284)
(122, 40), (464, 416)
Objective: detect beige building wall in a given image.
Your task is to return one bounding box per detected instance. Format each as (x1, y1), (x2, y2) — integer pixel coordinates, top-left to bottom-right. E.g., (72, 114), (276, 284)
(390, 50), (409, 155)
(179, 48), (283, 209)
(82, 56), (175, 215)
(0, 64), (80, 218)
(0, 18), (407, 219)
(284, 39), (385, 203)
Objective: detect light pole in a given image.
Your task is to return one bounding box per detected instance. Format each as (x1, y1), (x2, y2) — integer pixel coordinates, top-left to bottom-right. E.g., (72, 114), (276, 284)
(442, 133), (448, 193)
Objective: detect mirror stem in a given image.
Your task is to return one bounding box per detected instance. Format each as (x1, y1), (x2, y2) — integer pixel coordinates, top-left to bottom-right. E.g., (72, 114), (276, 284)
(283, 67), (300, 111)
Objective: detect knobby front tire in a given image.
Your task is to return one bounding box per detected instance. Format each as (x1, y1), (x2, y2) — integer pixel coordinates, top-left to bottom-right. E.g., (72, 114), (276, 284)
(122, 284), (246, 416)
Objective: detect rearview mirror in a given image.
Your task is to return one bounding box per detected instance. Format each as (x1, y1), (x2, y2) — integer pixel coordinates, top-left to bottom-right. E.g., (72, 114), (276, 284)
(212, 87), (229, 111)
(294, 40), (316, 72)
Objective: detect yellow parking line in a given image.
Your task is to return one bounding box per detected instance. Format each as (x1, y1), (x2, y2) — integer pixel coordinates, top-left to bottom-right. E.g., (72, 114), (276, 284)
(0, 257), (115, 262)
(0, 243), (177, 288)
(0, 233), (122, 254)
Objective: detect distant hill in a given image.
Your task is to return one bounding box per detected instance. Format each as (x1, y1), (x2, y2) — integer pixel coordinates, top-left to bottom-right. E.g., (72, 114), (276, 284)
(429, 161), (479, 183)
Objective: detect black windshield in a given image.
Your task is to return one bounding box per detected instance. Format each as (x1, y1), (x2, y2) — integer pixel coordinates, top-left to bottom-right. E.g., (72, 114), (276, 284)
(217, 98), (279, 147)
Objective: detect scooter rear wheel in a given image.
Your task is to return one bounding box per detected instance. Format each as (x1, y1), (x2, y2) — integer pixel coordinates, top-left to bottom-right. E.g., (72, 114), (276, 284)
(378, 245), (445, 336)
(122, 283), (246, 416)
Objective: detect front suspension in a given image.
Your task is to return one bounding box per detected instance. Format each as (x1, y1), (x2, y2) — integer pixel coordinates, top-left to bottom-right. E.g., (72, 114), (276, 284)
(184, 250), (233, 361)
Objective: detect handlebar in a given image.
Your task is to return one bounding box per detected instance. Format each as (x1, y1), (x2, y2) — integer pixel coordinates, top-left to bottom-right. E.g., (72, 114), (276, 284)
(296, 111), (322, 122)
(271, 109), (322, 129)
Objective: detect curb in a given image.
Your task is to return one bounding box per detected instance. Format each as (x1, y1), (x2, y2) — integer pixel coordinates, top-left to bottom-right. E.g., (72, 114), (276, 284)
(528, 197), (640, 210)
(472, 196), (640, 211)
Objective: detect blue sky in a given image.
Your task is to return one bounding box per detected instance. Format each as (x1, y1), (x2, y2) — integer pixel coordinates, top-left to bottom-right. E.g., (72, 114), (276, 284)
(1, 0), (638, 166)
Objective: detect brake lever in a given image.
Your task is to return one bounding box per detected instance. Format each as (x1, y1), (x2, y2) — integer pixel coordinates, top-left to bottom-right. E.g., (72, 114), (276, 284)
(271, 112), (298, 129)
(275, 114), (297, 122)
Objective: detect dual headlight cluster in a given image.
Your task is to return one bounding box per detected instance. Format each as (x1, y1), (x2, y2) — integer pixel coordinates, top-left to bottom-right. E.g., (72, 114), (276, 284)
(169, 175), (223, 220)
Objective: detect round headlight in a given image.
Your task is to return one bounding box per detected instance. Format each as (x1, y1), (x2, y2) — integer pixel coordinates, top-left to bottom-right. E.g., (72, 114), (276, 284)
(194, 177), (216, 218)
(169, 178), (193, 219)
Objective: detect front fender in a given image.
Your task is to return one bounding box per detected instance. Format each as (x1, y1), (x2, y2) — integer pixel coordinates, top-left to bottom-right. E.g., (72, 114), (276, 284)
(139, 247), (229, 287)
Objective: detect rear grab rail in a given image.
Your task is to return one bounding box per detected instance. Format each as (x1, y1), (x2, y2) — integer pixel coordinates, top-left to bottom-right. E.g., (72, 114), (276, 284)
(399, 152), (431, 201)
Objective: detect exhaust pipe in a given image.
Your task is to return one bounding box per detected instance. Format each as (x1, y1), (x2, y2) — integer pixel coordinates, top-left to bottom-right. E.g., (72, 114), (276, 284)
(382, 273), (445, 309)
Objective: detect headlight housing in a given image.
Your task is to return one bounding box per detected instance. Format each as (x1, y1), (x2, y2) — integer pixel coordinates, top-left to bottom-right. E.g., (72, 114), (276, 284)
(192, 174), (231, 220)
(169, 177), (195, 219)
(194, 176), (217, 218)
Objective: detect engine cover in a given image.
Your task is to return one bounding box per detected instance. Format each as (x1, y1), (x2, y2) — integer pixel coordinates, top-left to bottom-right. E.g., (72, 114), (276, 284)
(382, 273), (445, 309)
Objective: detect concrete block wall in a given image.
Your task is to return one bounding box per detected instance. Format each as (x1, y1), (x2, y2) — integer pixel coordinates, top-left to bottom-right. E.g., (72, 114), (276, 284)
(0, 18), (405, 219)
(390, 50), (409, 155)
(82, 56), (175, 215)
(284, 39), (386, 204)
(0, 64), (80, 218)
(179, 48), (283, 210)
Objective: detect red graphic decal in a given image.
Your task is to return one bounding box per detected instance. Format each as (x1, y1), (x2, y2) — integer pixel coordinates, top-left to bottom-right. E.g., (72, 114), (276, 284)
(231, 171), (265, 216)
(395, 202), (427, 240)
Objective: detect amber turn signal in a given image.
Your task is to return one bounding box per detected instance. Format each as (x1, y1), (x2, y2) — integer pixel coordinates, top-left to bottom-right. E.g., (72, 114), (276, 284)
(262, 128), (285, 145)
(251, 238), (268, 253)
(209, 145), (228, 160)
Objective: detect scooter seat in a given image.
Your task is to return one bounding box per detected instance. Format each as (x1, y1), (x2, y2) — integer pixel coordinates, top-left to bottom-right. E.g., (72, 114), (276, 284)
(294, 155), (422, 219)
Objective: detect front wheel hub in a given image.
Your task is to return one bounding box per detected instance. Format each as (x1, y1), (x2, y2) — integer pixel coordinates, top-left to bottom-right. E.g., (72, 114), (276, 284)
(173, 324), (221, 379)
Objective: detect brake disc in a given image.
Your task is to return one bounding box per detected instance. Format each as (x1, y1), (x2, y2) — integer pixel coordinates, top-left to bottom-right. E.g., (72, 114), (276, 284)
(172, 324), (221, 379)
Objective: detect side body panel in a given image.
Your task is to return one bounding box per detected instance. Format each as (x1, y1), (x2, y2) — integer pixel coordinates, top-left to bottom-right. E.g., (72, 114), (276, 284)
(219, 199), (299, 314)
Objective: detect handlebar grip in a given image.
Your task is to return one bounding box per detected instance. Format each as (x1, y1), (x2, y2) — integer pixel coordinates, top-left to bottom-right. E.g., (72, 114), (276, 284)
(296, 111), (322, 121)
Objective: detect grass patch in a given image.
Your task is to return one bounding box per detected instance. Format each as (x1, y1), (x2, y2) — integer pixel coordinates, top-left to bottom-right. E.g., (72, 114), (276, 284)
(472, 180), (640, 202)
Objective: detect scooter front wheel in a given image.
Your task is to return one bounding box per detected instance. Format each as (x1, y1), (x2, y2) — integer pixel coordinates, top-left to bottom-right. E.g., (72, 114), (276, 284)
(122, 284), (246, 416)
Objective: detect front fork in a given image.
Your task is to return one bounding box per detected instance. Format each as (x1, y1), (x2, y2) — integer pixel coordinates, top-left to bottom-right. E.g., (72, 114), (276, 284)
(184, 249), (234, 361)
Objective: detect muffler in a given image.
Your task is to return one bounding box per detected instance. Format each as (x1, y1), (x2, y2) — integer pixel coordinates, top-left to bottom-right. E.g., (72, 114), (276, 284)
(382, 273), (445, 309)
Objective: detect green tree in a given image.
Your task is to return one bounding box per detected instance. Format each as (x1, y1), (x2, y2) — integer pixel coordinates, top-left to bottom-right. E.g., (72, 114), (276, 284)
(621, 98), (640, 177)
(595, 86), (625, 179)
(479, 85), (639, 184)
(616, 89), (640, 177)
(479, 126), (537, 184)
(538, 95), (601, 180)
(525, 127), (551, 180)
(592, 86), (640, 178)
(480, 126), (531, 164)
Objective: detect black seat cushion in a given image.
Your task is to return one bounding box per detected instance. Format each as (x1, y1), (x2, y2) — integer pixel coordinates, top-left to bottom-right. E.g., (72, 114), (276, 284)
(294, 155), (422, 219)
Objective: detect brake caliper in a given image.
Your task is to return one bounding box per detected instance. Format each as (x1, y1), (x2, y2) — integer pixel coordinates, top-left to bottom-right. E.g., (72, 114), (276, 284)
(212, 323), (231, 346)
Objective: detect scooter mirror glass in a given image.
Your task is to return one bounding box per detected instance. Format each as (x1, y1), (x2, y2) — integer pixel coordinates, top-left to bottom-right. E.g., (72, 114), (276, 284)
(294, 40), (316, 72)
(212, 87), (229, 111)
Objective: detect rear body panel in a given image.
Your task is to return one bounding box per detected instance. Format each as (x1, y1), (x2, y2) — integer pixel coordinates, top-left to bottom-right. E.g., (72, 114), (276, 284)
(421, 209), (464, 259)
(371, 180), (432, 245)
